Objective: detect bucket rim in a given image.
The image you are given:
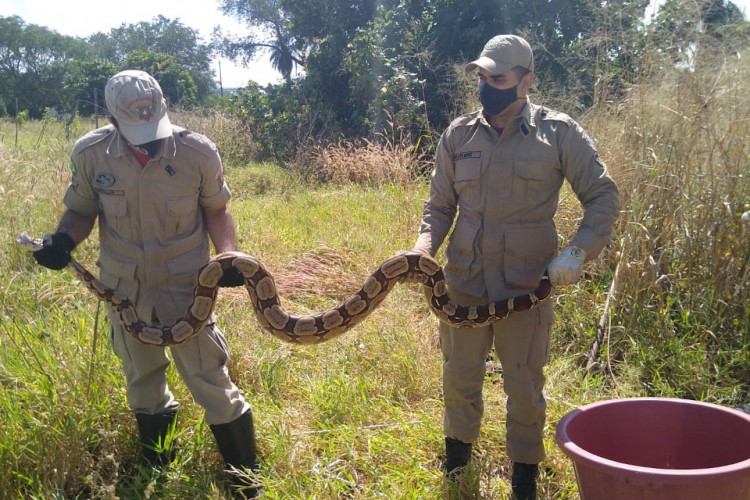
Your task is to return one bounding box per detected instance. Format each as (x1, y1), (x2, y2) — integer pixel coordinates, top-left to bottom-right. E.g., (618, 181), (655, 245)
(555, 397), (750, 484)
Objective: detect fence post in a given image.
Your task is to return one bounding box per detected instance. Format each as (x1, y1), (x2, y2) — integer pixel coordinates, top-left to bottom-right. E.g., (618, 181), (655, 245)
(14, 97), (18, 148)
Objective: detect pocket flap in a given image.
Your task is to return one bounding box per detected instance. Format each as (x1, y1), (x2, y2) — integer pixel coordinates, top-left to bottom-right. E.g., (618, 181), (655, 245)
(167, 196), (197, 216)
(504, 226), (558, 257)
(514, 160), (555, 181)
(503, 226), (557, 289)
(448, 217), (480, 251)
(100, 195), (127, 216)
(97, 253), (137, 279)
(454, 160), (481, 182)
(166, 245), (207, 278)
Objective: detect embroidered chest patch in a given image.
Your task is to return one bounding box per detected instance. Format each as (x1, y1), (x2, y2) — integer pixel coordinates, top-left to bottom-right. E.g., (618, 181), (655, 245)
(95, 173), (116, 188)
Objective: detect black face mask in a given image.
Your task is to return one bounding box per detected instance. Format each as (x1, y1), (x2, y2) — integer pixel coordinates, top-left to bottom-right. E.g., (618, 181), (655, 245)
(133, 139), (164, 158)
(480, 82), (520, 116)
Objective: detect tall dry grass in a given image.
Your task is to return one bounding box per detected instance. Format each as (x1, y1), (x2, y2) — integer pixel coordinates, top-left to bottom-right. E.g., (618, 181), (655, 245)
(289, 119), (433, 186)
(564, 51), (750, 399)
(0, 49), (748, 498)
(170, 107), (257, 166)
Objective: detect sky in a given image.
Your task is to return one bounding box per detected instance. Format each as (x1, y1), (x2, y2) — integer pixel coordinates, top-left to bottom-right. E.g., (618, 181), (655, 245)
(0, 0), (281, 88)
(2, 0), (748, 88)
(646, 0), (749, 21)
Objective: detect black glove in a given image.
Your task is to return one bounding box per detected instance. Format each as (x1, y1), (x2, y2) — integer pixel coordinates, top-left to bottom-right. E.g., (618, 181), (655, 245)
(217, 266), (246, 287)
(33, 232), (76, 270)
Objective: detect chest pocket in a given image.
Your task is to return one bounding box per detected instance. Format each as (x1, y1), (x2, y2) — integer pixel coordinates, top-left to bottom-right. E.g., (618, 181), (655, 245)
(512, 159), (561, 206)
(454, 159), (482, 210)
(99, 195), (131, 240)
(165, 196), (199, 239)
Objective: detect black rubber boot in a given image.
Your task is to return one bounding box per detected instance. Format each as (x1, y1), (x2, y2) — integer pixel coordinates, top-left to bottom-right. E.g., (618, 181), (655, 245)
(210, 410), (261, 499)
(135, 409), (177, 466)
(511, 462), (538, 500)
(442, 437), (472, 478)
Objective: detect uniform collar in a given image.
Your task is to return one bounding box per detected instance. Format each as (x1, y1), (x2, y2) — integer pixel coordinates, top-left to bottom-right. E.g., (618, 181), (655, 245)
(106, 126), (177, 160)
(521, 100), (535, 129)
(471, 99), (535, 137)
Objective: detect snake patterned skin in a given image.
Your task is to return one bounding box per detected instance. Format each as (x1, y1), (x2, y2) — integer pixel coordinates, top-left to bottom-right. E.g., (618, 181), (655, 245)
(17, 232), (552, 345)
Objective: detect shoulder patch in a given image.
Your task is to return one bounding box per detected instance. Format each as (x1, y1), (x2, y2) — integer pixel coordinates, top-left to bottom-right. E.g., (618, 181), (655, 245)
(582, 129), (602, 160)
(582, 130), (597, 151)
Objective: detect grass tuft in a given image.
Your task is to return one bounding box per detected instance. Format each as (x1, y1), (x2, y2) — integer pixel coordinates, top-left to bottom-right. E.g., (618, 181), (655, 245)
(1, 50), (748, 497)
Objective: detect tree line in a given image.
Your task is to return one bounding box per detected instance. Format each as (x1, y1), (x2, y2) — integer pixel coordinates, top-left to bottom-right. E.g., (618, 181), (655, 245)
(0, 15), (214, 119)
(2, 0), (748, 163)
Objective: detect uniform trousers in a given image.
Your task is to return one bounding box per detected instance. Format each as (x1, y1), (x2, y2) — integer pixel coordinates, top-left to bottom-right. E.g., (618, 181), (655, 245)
(439, 287), (554, 464)
(108, 307), (250, 425)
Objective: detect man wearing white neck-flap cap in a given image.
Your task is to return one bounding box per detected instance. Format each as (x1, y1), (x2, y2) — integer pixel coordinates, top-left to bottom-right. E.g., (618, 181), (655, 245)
(32, 69), (262, 498)
(412, 35), (620, 499)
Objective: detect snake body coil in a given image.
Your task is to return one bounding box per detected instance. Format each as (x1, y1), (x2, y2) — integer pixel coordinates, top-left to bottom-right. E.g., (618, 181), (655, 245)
(17, 233), (551, 345)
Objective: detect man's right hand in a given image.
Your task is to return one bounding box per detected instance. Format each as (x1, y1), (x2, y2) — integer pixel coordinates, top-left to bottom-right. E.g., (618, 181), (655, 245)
(217, 267), (246, 287)
(33, 232), (76, 270)
(548, 245), (586, 286)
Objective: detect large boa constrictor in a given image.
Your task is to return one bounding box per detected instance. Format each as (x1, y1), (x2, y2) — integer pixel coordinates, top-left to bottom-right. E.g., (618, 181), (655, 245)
(17, 232), (552, 346)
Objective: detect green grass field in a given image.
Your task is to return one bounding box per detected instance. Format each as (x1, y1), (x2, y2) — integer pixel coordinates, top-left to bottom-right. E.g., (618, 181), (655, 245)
(0, 58), (748, 498)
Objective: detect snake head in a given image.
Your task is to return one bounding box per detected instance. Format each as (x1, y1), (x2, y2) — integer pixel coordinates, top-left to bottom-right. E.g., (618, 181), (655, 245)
(16, 232), (45, 251)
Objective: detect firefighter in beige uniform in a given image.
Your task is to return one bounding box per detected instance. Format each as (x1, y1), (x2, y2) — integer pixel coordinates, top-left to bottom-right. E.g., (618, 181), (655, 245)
(33, 70), (260, 498)
(413, 36), (619, 499)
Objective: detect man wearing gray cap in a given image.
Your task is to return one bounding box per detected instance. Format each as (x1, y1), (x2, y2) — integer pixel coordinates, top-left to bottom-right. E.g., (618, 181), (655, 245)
(412, 35), (619, 498)
(32, 70), (261, 498)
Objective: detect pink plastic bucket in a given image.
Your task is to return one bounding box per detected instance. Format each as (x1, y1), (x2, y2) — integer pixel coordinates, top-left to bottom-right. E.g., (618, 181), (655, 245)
(555, 397), (750, 500)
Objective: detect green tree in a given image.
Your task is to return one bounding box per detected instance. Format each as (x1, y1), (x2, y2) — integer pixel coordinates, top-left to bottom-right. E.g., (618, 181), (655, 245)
(0, 15), (89, 117)
(87, 16), (215, 100)
(342, 2), (436, 137)
(221, 0), (726, 158)
(218, 0), (306, 83)
(651, 0), (750, 69)
(122, 51), (199, 105)
(0, 15), (219, 118)
(220, 0), (423, 139)
(62, 59), (120, 116)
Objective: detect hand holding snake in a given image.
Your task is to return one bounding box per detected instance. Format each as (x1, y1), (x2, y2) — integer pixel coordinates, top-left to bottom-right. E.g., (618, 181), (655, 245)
(16, 232), (551, 346)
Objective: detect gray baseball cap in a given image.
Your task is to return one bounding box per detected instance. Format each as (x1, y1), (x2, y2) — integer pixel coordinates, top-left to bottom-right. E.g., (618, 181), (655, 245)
(464, 35), (534, 75)
(105, 70), (172, 145)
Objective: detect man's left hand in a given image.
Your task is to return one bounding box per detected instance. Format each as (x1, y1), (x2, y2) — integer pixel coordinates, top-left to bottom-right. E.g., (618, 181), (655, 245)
(548, 245), (586, 286)
(218, 267), (246, 287)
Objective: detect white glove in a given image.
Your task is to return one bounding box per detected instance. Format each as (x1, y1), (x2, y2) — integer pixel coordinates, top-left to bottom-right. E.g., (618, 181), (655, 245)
(548, 245), (586, 286)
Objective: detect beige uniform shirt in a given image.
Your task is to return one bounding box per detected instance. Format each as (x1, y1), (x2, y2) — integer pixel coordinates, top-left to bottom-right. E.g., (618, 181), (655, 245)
(63, 125), (231, 324)
(415, 101), (620, 301)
